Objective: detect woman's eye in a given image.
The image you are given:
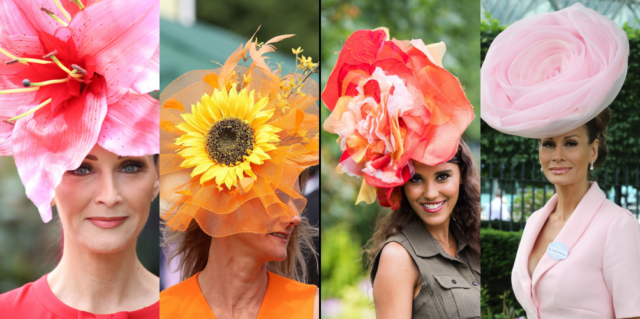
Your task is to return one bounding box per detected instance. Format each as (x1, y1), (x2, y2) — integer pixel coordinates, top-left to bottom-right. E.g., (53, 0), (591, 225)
(436, 174), (450, 182)
(409, 176), (422, 183)
(565, 141), (578, 147)
(542, 142), (555, 148)
(72, 167), (91, 175)
(121, 165), (140, 173)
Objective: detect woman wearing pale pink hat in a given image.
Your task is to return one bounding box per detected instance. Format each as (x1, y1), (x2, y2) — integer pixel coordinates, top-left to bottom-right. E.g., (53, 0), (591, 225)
(482, 3), (640, 319)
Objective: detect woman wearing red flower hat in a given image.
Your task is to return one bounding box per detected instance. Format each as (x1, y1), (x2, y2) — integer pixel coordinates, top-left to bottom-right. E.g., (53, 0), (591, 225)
(323, 28), (480, 318)
(0, 0), (160, 318)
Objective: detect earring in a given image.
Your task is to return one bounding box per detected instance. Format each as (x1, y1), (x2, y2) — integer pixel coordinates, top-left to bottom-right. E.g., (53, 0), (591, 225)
(590, 161), (594, 171)
(540, 166), (543, 172)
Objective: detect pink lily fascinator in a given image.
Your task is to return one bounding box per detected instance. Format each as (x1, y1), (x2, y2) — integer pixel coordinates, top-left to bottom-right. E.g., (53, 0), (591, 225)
(322, 28), (474, 209)
(481, 3), (628, 138)
(0, 0), (159, 222)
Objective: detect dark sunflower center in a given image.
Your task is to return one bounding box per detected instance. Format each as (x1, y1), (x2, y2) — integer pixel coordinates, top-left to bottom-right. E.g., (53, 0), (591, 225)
(205, 117), (255, 166)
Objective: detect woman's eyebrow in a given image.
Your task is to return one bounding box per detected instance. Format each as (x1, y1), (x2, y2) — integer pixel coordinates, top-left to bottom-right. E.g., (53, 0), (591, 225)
(85, 155), (98, 161)
(434, 169), (453, 175)
(564, 134), (579, 139)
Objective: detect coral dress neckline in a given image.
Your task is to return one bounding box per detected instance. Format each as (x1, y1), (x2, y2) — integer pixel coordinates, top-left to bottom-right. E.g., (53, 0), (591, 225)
(35, 274), (159, 318)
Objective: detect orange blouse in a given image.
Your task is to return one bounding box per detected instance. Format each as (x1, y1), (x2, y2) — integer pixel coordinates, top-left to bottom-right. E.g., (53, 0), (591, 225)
(160, 271), (316, 318)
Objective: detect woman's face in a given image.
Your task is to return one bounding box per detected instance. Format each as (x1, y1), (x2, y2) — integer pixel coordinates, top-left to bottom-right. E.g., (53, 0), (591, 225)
(539, 125), (598, 187)
(404, 160), (462, 228)
(233, 215), (302, 262)
(54, 145), (159, 254)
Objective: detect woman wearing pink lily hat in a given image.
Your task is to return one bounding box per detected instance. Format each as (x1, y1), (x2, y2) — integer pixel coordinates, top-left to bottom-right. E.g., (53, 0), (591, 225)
(0, 0), (160, 318)
(482, 3), (640, 319)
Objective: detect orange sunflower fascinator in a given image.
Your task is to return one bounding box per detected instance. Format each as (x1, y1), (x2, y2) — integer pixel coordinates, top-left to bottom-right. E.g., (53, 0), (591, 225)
(160, 32), (319, 237)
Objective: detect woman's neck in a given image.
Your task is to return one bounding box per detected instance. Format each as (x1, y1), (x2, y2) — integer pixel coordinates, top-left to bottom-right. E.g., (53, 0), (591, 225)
(198, 237), (269, 318)
(554, 179), (591, 221)
(423, 218), (451, 246)
(47, 234), (157, 314)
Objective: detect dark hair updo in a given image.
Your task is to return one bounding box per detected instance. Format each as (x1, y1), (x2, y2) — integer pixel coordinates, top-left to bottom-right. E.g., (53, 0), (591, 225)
(584, 107), (610, 169)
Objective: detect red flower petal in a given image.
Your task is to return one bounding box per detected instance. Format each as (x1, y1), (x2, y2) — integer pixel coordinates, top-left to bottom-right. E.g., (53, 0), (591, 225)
(362, 79), (381, 104)
(11, 77), (107, 222)
(322, 29), (387, 110)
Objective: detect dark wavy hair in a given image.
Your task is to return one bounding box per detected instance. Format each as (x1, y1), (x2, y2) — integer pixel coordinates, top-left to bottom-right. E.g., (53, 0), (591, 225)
(364, 139), (481, 269)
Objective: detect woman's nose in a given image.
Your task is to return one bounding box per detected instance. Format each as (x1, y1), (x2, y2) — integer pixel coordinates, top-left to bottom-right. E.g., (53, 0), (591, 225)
(552, 143), (564, 161)
(290, 214), (301, 226)
(423, 179), (439, 200)
(94, 173), (123, 207)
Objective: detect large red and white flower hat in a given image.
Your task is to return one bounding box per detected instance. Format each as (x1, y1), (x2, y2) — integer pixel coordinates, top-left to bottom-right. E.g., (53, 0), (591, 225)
(322, 28), (474, 209)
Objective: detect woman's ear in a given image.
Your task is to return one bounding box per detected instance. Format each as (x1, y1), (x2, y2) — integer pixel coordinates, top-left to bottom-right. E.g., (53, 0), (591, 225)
(50, 197), (56, 207)
(591, 137), (600, 165)
(153, 180), (160, 202)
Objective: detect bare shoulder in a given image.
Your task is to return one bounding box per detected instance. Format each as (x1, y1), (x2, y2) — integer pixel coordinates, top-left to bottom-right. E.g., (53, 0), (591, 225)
(379, 242), (415, 268)
(373, 242), (418, 319)
(376, 241), (419, 285)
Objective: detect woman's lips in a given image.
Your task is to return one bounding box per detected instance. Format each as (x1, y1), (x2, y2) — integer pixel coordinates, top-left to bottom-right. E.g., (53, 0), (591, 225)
(87, 217), (128, 229)
(549, 167), (571, 175)
(269, 231), (289, 243)
(421, 201), (446, 213)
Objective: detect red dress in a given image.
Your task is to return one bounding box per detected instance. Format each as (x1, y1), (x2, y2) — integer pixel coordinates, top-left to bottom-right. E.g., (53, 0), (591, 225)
(0, 274), (159, 319)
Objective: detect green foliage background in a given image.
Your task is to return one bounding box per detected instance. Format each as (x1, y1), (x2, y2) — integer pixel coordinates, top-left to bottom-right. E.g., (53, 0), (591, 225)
(480, 229), (523, 318)
(321, 0), (480, 317)
(196, 0), (320, 65)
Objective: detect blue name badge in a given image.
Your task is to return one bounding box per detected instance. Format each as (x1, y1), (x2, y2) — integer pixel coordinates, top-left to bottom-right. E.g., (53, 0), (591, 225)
(547, 242), (569, 260)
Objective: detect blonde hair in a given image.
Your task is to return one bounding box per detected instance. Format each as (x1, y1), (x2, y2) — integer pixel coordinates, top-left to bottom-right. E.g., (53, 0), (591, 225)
(161, 169), (318, 283)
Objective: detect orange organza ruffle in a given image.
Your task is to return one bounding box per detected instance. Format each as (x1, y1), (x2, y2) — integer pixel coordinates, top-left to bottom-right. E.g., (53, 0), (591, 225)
(159, 46), (319, 237)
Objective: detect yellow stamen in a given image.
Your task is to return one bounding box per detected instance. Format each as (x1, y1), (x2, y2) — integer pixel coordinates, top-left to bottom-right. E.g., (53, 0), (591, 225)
(0, 87), (39, 95)
(0, 47), (19, 61)
(72, 0), (85, 9)
(28, 79), (68, 87)
(50, 56), (72, 74)
(16, 58), (52, 65)
(41, 7), (68, 27)
(8, 98), (52, 122)
(51, 0), (71, 22)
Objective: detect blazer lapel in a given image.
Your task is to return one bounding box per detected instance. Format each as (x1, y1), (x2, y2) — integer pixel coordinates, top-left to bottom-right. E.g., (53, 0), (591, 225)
(531, 182), (606, 290)
(515, 195), (557, 310)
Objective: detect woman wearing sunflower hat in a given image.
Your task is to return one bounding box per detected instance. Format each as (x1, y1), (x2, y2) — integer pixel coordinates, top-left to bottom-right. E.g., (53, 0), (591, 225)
(323, 28), (480, 318)
(159, 33), (320, 318)
(0, 0), (159, 318)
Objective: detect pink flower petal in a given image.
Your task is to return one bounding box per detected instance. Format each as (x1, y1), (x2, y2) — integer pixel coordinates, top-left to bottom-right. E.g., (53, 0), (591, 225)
(5, 0), (68, 36)
(0, 34), (45, 63)
(130, 46), (159, 95)
(11, 78), (107, 222)
(97, 92), (159, 156)
(60, 0), (98, 20)
(0, 124), (13, 156)
(69, 0), (159, 104)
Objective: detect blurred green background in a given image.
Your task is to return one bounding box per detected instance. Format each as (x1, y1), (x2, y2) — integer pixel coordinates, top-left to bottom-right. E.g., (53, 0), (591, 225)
(320, 0), (480, 317)
(0, 156), (160, 293)
(161, 0), (320, 92)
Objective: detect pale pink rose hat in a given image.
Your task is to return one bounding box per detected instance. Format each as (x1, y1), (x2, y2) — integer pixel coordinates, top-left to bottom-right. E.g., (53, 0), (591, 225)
(481, 2), (628, 138)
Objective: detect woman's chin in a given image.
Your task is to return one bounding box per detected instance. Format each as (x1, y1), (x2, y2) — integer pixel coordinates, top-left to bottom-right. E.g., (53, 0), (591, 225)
(75, 233), (136, 254)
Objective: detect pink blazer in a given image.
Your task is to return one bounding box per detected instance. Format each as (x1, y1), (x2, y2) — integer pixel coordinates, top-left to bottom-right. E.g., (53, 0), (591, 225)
(511, 182), (640, 319)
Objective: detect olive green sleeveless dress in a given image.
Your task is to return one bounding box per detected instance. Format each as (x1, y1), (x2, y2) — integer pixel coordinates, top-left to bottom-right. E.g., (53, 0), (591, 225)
(371, 219), (481, 318)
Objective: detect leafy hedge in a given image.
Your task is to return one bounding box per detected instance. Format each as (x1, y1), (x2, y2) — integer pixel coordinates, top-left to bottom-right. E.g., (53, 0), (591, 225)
(480, 17), (640, 169)
(481, 228), (524, 316)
